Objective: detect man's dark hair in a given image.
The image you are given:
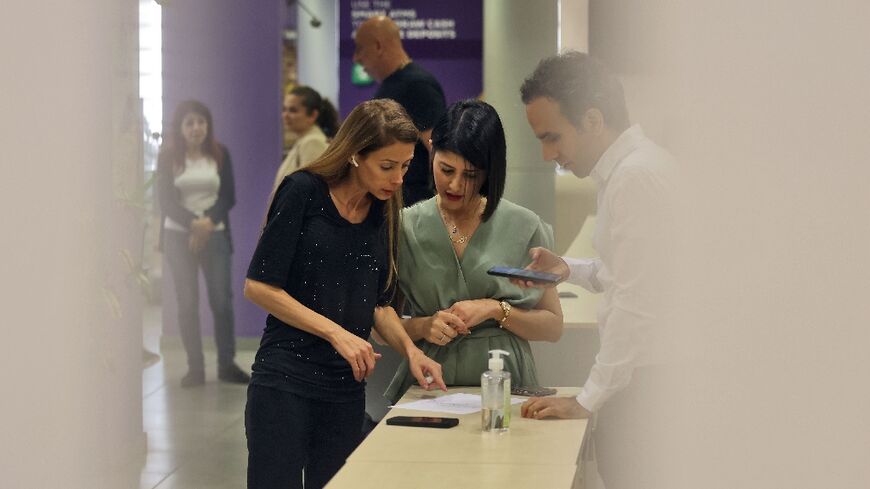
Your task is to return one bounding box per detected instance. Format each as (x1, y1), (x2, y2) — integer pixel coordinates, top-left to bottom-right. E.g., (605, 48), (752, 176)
(521, 51), (630, 131)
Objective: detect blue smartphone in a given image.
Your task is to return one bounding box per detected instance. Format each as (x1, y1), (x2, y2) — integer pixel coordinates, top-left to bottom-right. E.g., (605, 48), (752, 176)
(487, 266), (561, 284)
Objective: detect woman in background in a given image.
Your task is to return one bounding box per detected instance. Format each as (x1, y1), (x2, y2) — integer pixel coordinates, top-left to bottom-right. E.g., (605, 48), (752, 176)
(386, 100), (564, 402)
(157, 100), (250, 387)
(273, 85), (339, 190)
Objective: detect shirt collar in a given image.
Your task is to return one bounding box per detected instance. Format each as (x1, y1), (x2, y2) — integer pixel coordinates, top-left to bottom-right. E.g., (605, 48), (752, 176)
(384, 61), (412, 82)
(301, 125), (323, 138)
(590, 124), (644, 186)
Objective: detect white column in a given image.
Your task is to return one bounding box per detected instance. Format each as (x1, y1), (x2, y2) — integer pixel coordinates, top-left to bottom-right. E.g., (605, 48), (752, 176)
(0, 1), (143, 487)
(298, 0), (339, 106)
(559, 0), (589, 52)
(483, 0), (559, 224)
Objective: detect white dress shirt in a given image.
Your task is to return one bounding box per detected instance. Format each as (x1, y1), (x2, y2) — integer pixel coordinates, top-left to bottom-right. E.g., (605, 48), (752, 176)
(566, 125), (676, 413)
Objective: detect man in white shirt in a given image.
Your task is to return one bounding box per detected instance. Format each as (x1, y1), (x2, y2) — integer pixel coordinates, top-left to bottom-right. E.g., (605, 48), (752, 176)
(516, 51), (676, 489)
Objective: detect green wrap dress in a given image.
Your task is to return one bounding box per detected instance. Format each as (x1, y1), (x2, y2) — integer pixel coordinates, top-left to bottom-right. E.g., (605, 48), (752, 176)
(385, 197), (555, 403)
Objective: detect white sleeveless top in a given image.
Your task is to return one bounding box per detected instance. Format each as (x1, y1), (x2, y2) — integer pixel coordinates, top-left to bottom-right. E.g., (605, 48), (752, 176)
(164, 156), (226, 232)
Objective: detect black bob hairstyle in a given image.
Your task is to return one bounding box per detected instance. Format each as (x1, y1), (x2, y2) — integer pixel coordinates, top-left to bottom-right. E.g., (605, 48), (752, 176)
(429, 99), (506, 221)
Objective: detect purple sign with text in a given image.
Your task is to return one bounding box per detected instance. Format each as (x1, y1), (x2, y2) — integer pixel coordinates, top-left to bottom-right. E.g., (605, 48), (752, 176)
(338, 0), (483, 117)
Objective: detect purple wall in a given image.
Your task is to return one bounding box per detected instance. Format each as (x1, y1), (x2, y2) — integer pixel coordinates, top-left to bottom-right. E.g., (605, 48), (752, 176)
(338, 0), (483, 116)
(162, 0), (285, 338)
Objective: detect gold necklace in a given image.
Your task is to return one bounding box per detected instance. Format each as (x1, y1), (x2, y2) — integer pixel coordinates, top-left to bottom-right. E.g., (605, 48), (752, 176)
(438, 196), (485, 245)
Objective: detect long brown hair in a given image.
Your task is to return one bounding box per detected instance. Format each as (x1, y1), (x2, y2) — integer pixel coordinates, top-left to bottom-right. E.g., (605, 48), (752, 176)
(158, 100), (225, 175)
(302, 99), (418, 292)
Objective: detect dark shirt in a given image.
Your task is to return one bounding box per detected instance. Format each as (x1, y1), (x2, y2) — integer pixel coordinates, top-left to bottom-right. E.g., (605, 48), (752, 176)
(246, 171), (393, 401)
(374, 62), (446, 206)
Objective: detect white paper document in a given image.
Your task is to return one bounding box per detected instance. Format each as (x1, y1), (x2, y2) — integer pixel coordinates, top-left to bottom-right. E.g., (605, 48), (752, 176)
(392, 393), (525, 415)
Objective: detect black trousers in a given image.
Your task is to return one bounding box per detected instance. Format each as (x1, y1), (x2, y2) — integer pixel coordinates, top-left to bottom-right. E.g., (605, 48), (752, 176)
(246, 384), (365, 489)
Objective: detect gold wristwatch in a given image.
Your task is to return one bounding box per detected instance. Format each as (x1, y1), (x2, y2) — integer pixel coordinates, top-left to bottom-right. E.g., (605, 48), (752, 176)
(498, 300), (512, 328)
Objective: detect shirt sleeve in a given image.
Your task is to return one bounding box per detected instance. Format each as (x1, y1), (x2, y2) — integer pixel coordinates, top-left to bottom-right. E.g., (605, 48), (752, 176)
(297, 137), (328, 169)
(246, 172), (315, 287)
(576, 168), (670, 413)
(563, 257), (604, 292)
(528, 217), (555, 253)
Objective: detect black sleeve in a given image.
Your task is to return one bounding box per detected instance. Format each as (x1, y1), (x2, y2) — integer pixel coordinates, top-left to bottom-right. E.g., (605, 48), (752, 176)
(156, 151), (197, 228)
(246, 172), (315, 287)
(204, 146), (236, 226)
(398, 81), (446, 132)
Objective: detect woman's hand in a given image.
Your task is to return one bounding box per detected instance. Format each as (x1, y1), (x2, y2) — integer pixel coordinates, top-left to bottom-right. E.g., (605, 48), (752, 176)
(329, 329), (382, 382)
(407, 348), (447, 392)
(422, 310), (467, 346)
(188, 216), (215, 253)
(510, 247), (569, 289)
(447, 299), (501, 330)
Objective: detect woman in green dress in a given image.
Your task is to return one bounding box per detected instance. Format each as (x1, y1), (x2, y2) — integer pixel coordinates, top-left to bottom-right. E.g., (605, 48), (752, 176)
(386, 100), (564, 402)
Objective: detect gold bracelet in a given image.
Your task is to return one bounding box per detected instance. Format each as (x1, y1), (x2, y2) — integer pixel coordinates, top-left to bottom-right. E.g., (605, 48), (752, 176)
(498, 300), (512, 328)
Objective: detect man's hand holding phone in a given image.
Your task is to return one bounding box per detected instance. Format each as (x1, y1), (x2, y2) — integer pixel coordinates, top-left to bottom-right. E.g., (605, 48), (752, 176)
(512, 247), (570, 289)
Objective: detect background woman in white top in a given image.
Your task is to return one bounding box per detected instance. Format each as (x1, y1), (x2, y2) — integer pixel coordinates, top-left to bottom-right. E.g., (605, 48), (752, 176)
(157, 100), (250, 387)
(272, 85), (340, 191)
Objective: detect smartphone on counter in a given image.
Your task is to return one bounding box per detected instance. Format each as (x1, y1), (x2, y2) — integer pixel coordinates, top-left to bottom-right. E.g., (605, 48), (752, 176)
(486, 266), (561, 284)
(386, 416), (459, 429)
(511, 386), (558, 397)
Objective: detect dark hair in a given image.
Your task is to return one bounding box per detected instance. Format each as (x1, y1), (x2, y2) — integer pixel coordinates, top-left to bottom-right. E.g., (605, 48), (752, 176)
(304, 99), (418, 289)
(520, 51), (630, 131)
(290, 85), (340, 138)
(158, 100), (225, 175)
(430, 99), (506, 221)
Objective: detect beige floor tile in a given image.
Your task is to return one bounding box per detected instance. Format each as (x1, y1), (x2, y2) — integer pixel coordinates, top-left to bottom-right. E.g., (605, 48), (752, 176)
(153, 468), (247, 489)
(140, 470), (171, 489)
(141, 305), (253, 489)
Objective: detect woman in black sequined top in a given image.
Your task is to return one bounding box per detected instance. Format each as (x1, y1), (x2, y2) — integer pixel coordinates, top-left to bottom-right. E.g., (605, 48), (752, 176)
(243, 99), (446, 489)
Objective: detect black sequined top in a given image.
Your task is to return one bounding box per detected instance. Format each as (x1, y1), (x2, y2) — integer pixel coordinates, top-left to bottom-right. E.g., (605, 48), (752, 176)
(246, 171), (393, 401)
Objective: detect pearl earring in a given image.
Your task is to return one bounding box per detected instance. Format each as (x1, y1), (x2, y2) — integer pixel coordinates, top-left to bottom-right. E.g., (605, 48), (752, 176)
(350, 158), (359, 168)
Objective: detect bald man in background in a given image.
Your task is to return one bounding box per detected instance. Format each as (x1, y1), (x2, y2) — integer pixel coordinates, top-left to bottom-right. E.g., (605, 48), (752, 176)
(354, 16), (446, 206)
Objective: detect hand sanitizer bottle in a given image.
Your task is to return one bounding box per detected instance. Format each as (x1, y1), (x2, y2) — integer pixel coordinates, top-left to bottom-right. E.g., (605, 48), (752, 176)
(481, 349), (511, 433)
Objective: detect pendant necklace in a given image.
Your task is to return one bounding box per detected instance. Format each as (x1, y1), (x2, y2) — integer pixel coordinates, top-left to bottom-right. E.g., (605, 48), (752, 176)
(438, 196), (485, 245)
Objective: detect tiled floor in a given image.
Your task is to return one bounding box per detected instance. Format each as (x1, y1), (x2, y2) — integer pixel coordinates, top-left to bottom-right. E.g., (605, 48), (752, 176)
(140, 306), (255, 489)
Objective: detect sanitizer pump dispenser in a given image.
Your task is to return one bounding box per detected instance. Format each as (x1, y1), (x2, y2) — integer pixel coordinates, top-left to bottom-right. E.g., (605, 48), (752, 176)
(481, 349), (511, 432)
